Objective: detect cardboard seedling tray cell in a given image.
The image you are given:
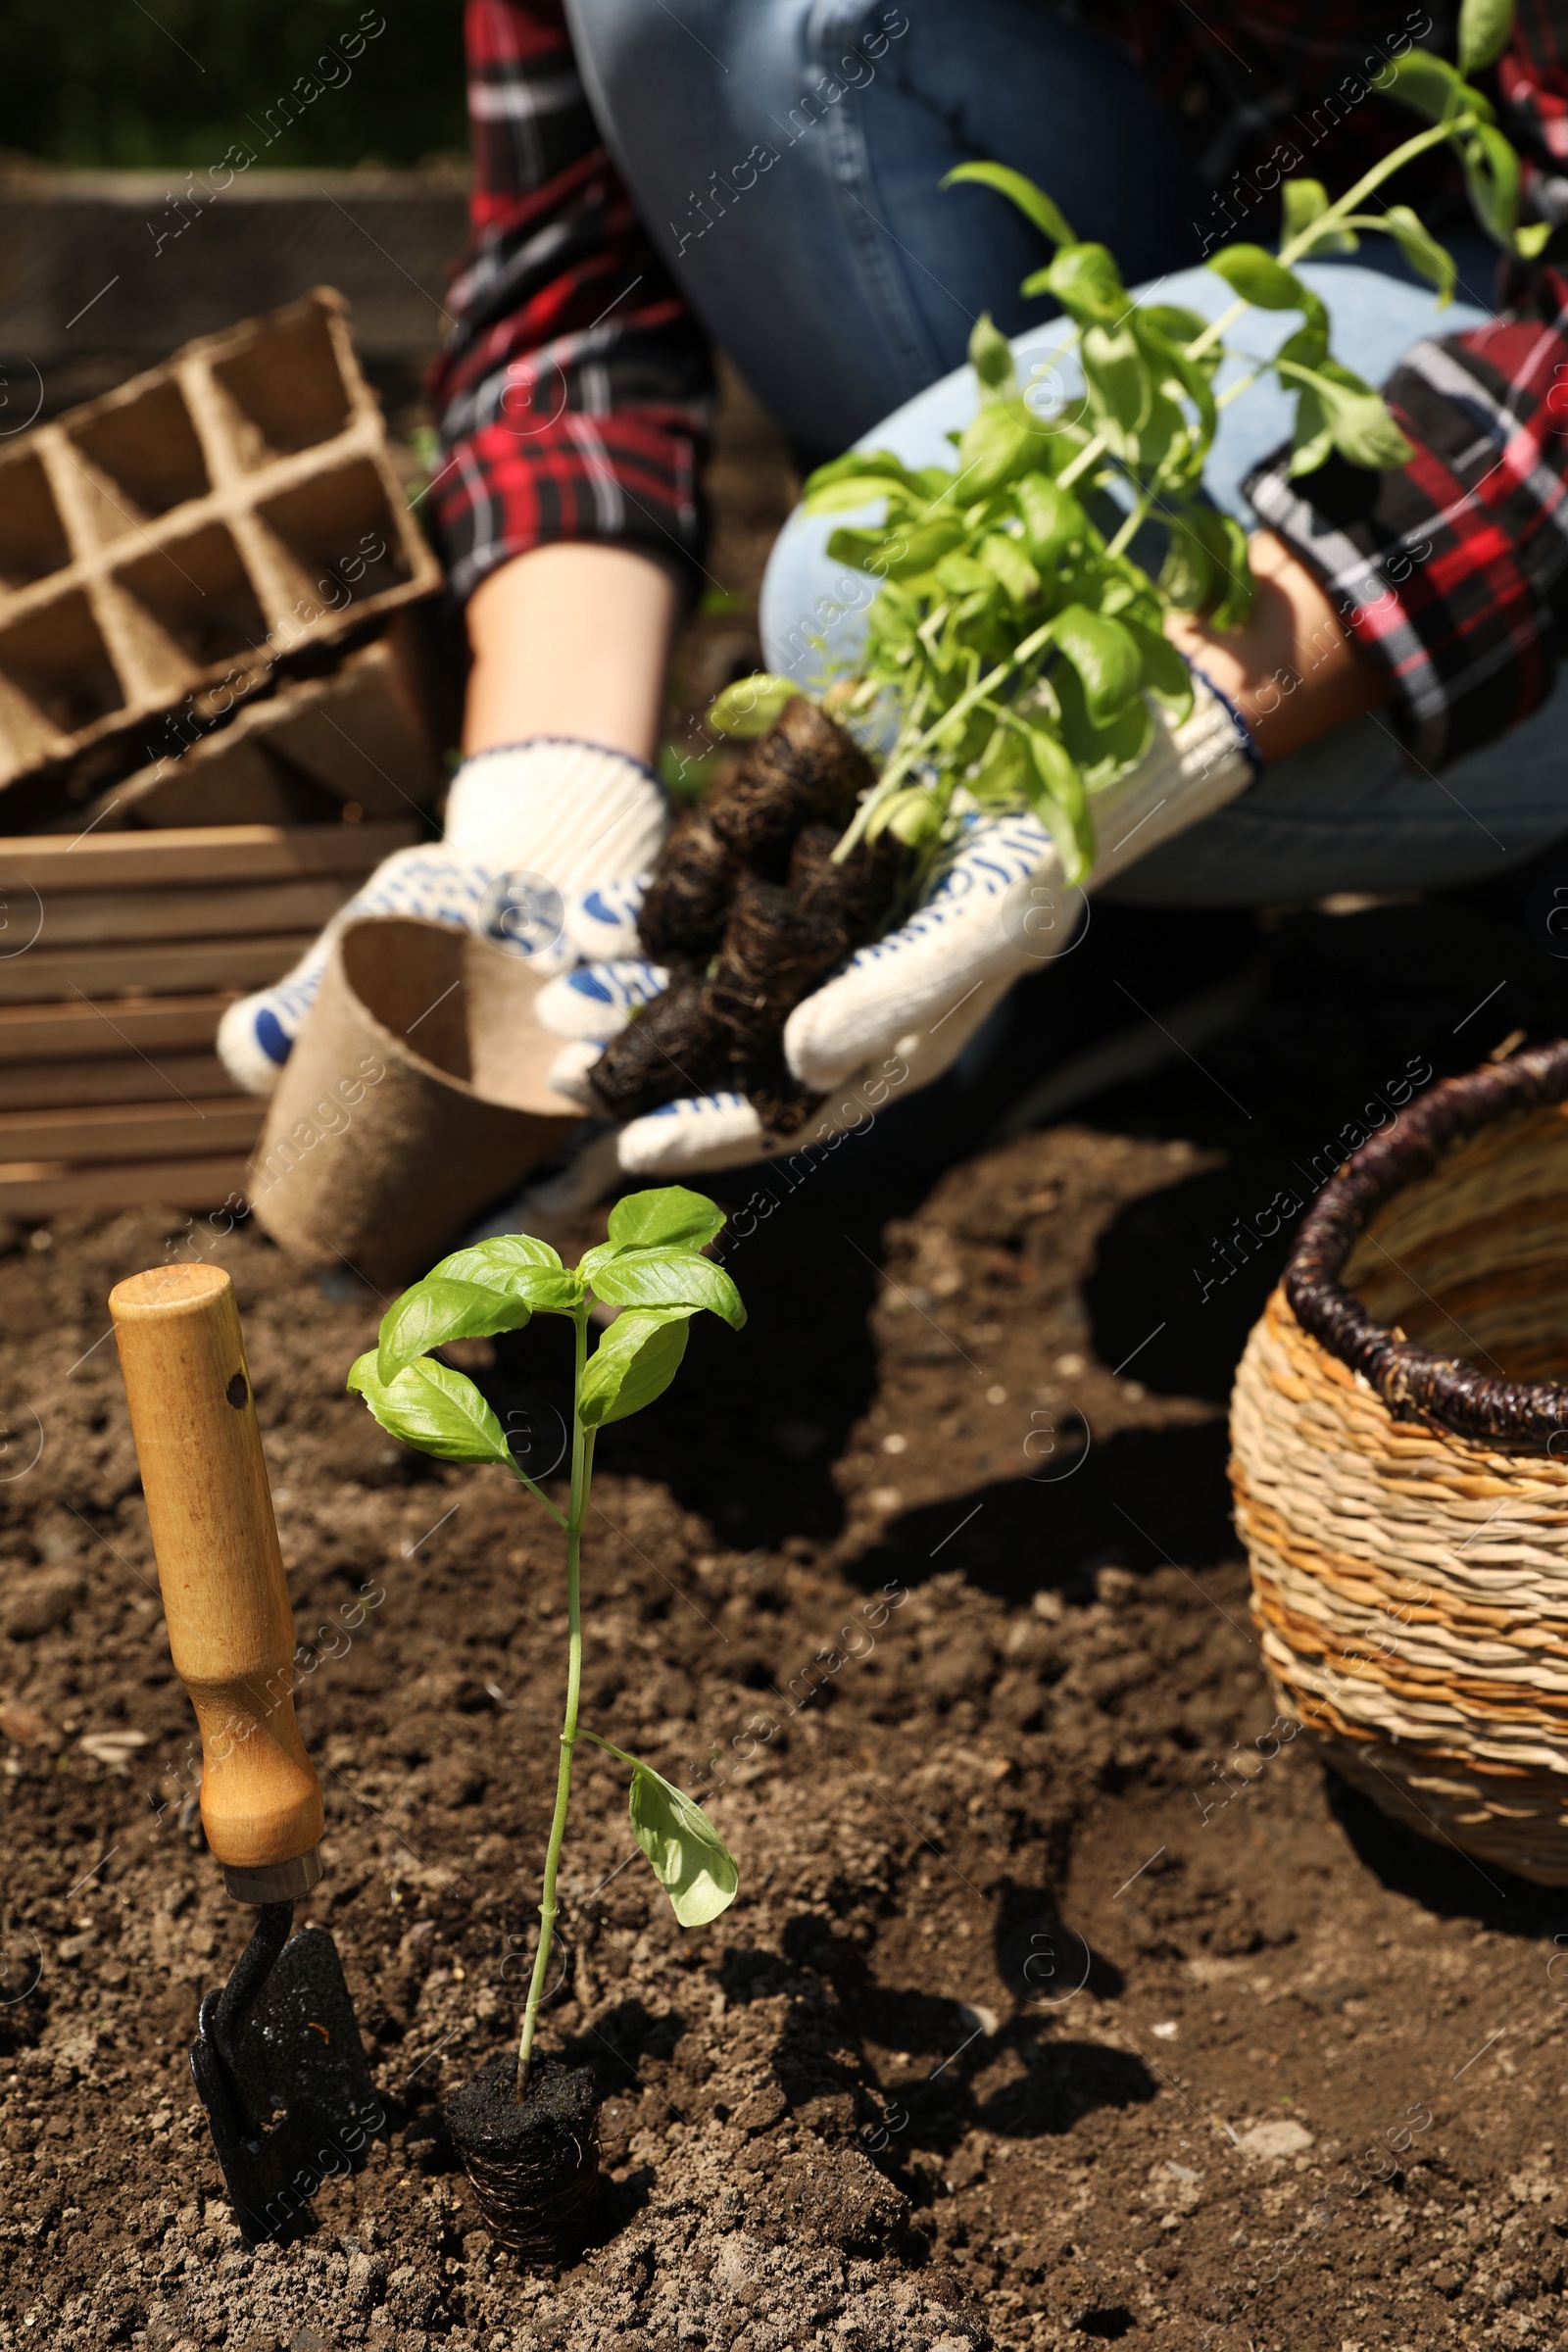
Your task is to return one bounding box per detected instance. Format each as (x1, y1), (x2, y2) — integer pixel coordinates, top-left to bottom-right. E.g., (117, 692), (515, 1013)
(0, 288), (441, 796)
(72, 638), (442, 831)
(0, 816), (415, 1218)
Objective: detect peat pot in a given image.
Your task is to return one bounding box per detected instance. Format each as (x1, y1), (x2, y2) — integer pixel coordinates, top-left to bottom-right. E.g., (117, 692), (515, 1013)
(248, 914), (580, 1289)
(1231, 1039), (1568, 1884)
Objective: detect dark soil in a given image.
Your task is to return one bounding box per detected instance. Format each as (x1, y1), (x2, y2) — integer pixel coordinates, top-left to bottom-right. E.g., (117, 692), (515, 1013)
(8, 873), (1568, 2352)
(9, 366), (1568, 2352)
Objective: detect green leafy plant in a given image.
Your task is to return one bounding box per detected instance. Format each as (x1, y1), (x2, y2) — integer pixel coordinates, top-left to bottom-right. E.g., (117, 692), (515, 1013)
(709, 3), (1543, 886)
(347, 1187), (745, 2090)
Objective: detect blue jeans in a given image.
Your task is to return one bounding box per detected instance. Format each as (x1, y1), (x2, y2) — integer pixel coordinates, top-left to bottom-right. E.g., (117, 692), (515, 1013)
(568, 0), (1568, 903)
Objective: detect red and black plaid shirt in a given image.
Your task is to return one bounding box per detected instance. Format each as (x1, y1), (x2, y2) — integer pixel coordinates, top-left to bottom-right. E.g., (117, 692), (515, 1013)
(427, 0), (1568, 770)
(424, 0), (713, 609)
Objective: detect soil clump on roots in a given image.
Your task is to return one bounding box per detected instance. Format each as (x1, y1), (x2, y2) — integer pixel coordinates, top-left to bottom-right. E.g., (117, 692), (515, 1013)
(591, 698), (903, 1136)
(444, 2054), (600, 2264)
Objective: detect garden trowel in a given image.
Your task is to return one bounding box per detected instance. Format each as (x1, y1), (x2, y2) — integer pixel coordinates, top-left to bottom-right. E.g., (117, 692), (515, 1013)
(110, 1264), (382, 2241)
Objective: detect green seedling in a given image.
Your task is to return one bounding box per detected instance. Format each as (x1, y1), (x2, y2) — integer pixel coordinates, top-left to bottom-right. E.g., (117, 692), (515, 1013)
(710, 0), (1540, 884)
(347, 1185), (746, 2092)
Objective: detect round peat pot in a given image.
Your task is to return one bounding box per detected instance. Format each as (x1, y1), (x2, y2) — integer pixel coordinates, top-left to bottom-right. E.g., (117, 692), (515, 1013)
(444, 2055), (600, 2266)
(1231, 1040), (1568, 1884)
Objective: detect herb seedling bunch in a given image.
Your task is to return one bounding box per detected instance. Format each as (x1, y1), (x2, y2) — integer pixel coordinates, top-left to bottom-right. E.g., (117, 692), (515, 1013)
(710, 1), (1542, 887)
(347, 1185), (745, 2092)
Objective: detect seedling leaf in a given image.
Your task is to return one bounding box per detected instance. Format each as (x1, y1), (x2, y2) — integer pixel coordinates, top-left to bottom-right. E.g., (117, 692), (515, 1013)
(802, 474), (909, 516)
(1046, 605), (1144, 727)
(589, 1246), (746, 1327)
(941, 161), (1076, 253)
(627, 1762), (739, 1927)
(1463, 121), (1521, 243)
(956, 400), (1041, 496)
(1122, 619), (1196, 717)
(803, 450), (955, 512)
(432, 1233), (564, 1284)
(1376, 206), (1456, 303)
(1082, 324), (1151, 437)
(1020, 728), (1094, 882)
(376, 1276), (531, 1385)
(1379, 50), (1494, 125)
(1042, 242), (1127, 323)
(1014, 474), (1089, 564)
(707, 674), (797, 737)
(510, 1266), (588, 1314)
(577, 1309), (693, 1428)
(1277, 362), (1414, 470)
(607, 1186), (728, 1251)
(1206, 244), (1315, 313)
(347, 1351), (513, 1466)
(827, 515), (967, 579)
(967, 311), (1019, 398)
(1459, 0), (1514, 77)
(976, 530), (1041, 606)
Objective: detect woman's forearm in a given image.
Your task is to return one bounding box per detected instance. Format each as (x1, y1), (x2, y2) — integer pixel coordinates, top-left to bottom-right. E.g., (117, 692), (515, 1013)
(463, 542), (682, 764)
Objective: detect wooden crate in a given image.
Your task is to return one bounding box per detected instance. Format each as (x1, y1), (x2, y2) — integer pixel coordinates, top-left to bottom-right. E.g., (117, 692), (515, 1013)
(0, 817), (415, 1219)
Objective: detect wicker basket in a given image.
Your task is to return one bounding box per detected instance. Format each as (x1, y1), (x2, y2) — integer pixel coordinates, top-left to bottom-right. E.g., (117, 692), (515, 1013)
(1231, 1040), (1568, 1884)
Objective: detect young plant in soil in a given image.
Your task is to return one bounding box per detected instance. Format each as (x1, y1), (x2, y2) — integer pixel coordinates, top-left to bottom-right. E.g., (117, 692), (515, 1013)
(591, 2), (1540, 1126)
(346, 1185), (745, 2261)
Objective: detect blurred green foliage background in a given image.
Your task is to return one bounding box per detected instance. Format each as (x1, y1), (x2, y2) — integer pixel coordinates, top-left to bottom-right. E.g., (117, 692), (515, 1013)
(4, 0), (468, 170)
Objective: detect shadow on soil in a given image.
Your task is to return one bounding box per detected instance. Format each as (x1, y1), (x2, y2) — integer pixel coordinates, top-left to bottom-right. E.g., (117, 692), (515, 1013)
(1324, 1769), (1568, 1944)
(843, 1422), (1235, 1606)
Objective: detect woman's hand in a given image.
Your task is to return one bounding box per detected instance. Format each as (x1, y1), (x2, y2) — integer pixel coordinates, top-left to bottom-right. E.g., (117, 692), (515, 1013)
(1164, 528), (1393, 763)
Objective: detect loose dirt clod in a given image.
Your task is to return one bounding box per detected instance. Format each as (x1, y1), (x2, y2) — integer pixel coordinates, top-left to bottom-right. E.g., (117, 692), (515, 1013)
(444, 2054), (601, 2266)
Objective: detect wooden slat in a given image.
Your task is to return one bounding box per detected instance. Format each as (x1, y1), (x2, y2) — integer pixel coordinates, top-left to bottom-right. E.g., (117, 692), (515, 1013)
(0, 1155), (255, 1216)
(0, 934), (314, 1005)
(0, 994), (232, 1063)
(29, 877), (353, 947)
(0, 1098), (264, 1162)
(0, 819), (416, 893)
(0, 1053), (239, 1109)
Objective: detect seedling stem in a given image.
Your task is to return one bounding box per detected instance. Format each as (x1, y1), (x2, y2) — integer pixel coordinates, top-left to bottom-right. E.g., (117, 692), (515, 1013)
(515, 1305), (592, 2093)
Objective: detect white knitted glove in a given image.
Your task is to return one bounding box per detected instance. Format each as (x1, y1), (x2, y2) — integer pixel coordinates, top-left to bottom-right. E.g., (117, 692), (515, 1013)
(536, 672), (1258, 1177)
(216, 739), (668, 1095)
(786, 673), (1255, 1091)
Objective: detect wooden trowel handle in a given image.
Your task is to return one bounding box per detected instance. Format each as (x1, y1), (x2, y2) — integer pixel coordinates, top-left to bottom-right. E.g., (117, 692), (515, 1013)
(110, 1264), (323, 1899)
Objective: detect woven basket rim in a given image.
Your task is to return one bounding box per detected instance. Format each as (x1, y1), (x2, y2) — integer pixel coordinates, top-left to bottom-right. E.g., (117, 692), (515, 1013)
(1284, 1038), (1568, 1449)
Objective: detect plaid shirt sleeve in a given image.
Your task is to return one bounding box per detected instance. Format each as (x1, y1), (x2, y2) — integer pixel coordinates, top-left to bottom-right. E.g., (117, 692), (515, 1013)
(1082, 1), (1568, 767)
(1235, 17), (1568, 769)
(1244, 289), (1568, 768)
(423, 0), (713, 607)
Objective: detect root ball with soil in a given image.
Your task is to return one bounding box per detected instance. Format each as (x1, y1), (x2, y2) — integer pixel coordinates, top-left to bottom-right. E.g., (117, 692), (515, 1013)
(444, 2054), (601, 2265)
(591, 699), (904, 1137)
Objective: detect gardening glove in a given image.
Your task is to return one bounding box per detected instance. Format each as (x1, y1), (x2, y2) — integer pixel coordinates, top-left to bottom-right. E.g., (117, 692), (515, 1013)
(216, 739), (668, 1095)
(535, 671), (1258, 1177)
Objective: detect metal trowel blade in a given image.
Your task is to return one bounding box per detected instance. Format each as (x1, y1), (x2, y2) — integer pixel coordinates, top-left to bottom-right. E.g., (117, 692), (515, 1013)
(190, 1921), (384, 2241)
